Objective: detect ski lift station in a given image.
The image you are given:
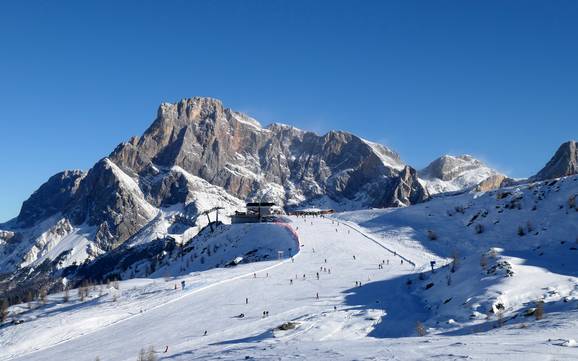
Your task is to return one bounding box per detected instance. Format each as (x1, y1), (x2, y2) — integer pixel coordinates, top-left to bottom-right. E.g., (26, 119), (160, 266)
(231, 202), (284, 224)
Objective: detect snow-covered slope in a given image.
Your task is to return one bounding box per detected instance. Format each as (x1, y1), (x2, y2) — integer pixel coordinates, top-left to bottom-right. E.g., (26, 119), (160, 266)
(2, 175), (578, 360)
(419, 154), (502, 194)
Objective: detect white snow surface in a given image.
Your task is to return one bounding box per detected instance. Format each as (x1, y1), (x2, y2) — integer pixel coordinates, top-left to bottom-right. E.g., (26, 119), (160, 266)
(2, 176), (578, 360)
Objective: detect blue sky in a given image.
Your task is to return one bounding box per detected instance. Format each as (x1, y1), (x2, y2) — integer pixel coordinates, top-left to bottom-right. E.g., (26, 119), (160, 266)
(1, 1), (577, 222)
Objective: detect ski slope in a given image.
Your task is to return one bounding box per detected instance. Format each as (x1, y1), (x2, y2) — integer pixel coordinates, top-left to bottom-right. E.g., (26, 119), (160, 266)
(2, 209), (578, 360)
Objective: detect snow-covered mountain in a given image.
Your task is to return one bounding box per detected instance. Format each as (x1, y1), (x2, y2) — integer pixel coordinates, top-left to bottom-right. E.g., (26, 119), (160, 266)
(0, 96), (428, 300)
(0, 95), (576, 327)
(418, 154), (503, 194)
(2, 174), (578, 361)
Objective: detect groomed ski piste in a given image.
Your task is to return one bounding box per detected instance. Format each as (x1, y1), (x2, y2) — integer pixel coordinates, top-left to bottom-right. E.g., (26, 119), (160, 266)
(2, 176), (578, 360)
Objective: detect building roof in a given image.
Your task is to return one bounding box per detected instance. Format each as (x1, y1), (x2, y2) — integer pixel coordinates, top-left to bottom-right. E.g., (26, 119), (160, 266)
(246, 202), (276, 207)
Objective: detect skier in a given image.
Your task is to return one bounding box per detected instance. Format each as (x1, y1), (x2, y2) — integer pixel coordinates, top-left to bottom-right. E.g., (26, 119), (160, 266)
(401, 259), (403, 265)
(291, 257), (294, 263)
(164, 346), (168, 353)
(181, 280), (186, 290)
(316, 272), (320, 280)
(316, 292), (319, 299)
(290, 279), (293, 285)
(353, 255), (356, 260)
(203, 330), (208, 336)
(253, 273), (257, 278)
(324, 258), (327, 263)
(246, 297), (249, 304)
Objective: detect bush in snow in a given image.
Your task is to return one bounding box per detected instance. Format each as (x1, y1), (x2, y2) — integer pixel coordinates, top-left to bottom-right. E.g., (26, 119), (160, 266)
(137, 347), (157, 361)
(496, 311), (505, 328)
(568, 195), (576, 209)
(450, 250), (459, 272)
(535, 300), (545, 320)
(1, 299), (8, 322)
(474, 223), (484, 234)
(427, 230), (437, 241)
(480, 254), (488, 269)
(416, 321), (427, 336)
(517, 226), (525, 236)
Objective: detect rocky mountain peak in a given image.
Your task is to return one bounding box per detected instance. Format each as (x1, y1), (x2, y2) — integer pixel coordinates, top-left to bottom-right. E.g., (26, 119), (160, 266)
(532, 140), (578, 181)
(419, 154), (501, 194)
(157, 96), (225, 125)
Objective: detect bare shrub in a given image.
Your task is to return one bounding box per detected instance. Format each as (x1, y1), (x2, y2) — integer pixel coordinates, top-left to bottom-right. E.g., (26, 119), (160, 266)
(517, 226), (525, 236)
(496, 311), (505, 327)
(535, 300), (544, 320)
(568, 195), (576, 209)
(1, 299), (8, 322)
(450, 250), (459, 273)
(475, 223), (484, 234)
(480, 254), (488, 269)
(427, 230), (438, 241)
(137, 347), (157, 361)
(416, 321), (427, 336)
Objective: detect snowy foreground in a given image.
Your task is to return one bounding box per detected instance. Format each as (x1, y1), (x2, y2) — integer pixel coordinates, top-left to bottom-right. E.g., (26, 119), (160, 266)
(3, 178), (578, 360)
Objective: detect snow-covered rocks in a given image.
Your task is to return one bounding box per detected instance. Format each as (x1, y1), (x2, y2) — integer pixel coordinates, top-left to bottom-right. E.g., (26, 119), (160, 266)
(419, 154), (503, 194)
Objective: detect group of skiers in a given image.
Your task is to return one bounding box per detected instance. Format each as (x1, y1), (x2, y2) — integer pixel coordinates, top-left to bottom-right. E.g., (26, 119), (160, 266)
(189, 215), (410, 345)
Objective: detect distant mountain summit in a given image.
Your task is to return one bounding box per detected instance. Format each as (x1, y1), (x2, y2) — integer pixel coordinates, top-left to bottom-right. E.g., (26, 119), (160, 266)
(532, 140), (578, 181)
(419, 154), (502, 194)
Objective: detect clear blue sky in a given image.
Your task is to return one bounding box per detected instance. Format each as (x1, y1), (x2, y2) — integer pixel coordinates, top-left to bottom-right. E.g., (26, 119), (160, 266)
(1, 1), (577, 222)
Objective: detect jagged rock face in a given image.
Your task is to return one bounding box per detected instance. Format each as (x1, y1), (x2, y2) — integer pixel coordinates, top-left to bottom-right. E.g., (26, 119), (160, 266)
(533, 141), (578, 181)
(17, 170), (85, 228)
(381, 166), (429, 206)
(66, 159), (157, 250)
(110, 97), (420, 208)
(419, 155), (501, 194)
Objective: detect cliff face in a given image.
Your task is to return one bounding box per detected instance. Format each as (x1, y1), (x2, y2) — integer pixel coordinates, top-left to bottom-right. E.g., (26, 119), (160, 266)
(532, 141), (578, 181)
(110, 97), (427, 209)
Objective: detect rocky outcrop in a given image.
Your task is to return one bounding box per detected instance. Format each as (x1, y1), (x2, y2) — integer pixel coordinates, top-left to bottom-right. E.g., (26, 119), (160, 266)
(381, 166), (429, 206)
(17, 170), (85, 228)
(475, 174), (509, 192)
(532, 141), (578, 181)
(110, 97), (422, 209)
(66, 159), (157, 250)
